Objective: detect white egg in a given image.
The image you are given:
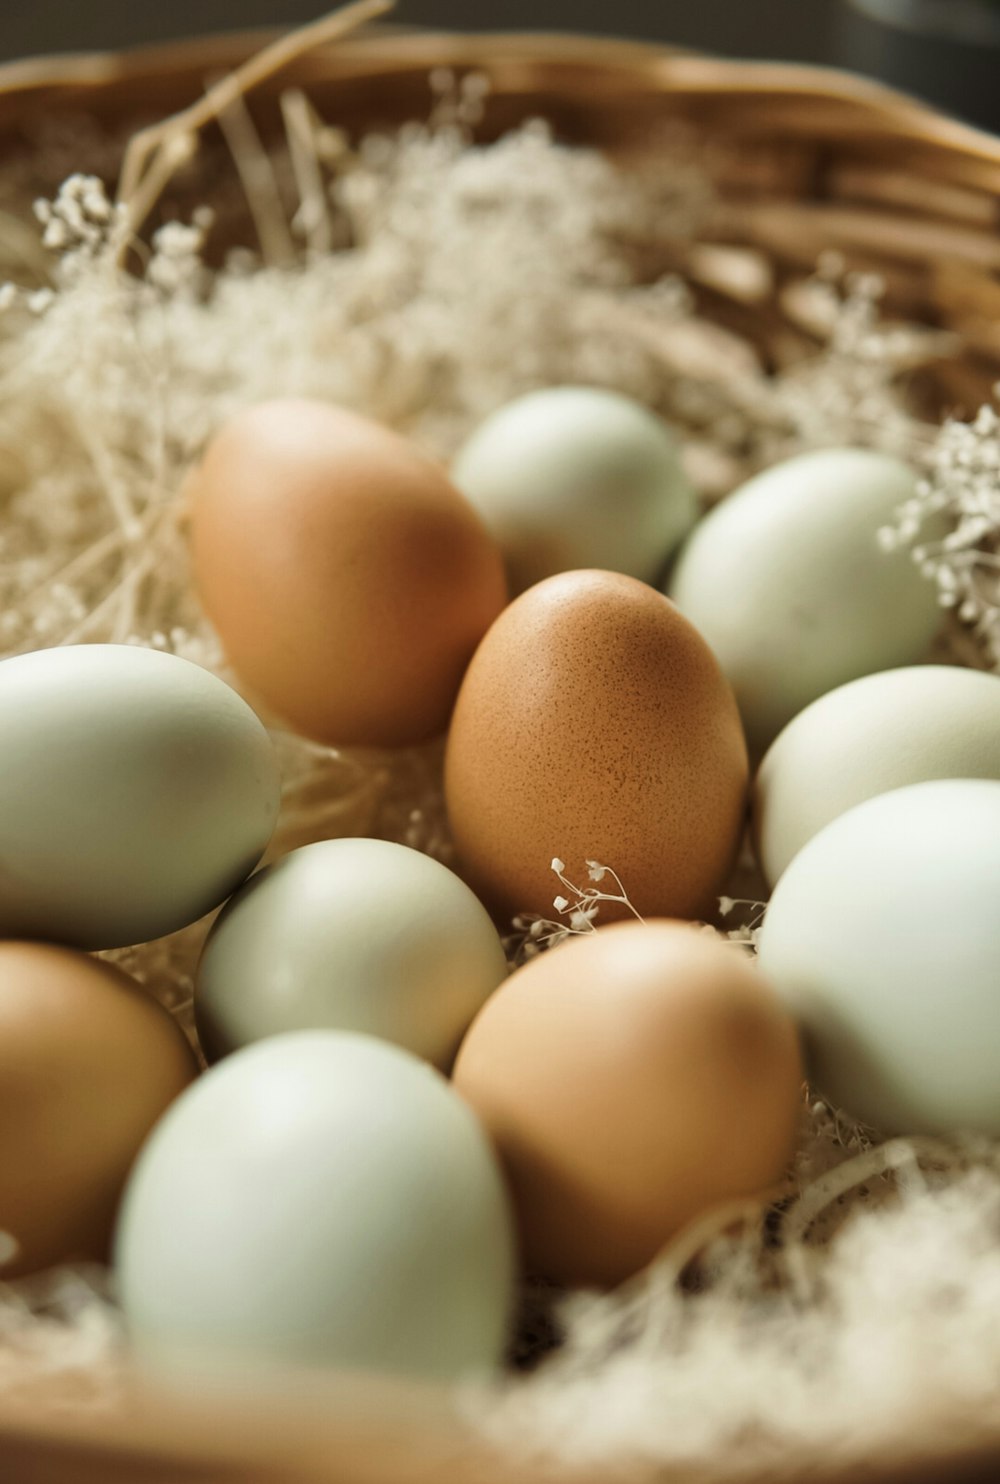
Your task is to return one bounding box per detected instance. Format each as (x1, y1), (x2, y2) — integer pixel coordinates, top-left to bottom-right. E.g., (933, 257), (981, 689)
(452, 386), (696, 592)
(754, 665), (1000, 884)
(115, 1031), (515, 1382)
(757, 779), (1000, 1135)
(195, 838), (507, 1070)
(0, 644), (279, 949)
(668, 449), (942, 753)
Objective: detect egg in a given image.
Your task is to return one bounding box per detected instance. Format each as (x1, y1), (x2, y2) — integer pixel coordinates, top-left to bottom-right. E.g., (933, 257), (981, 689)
(444, 569), (748, 925)
(668, 449), (942, 754)
(754, 665), (1000, 885)
(757, 779), (1000, 1135)
(195, 838), (508, 1070)
(453, 921), (802, 1287)
(451, 386), (697, 593)
(116, 1031), (515, 1381)
(0, 943), (196, 1277)
(188, 399), (507, 747)
(0, 644), (279, 950)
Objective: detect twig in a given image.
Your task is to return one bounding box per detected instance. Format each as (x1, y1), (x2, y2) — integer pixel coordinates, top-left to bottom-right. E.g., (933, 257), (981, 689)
(216, 88), (297, 267)
(282, 88), (336, 256)
(116, 0), (395, 245)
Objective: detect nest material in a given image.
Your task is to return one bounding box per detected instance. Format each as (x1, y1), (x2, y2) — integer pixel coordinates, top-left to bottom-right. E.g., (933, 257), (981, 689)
(2, 12), (1000, 1482)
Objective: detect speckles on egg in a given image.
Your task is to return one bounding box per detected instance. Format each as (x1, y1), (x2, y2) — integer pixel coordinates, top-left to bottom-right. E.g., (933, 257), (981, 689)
(444, 569), (749, 924)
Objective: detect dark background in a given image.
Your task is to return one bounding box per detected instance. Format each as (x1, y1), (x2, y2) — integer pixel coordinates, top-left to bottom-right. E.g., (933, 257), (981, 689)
(0, 1), (997, 131)
(0, 2), (838, 64)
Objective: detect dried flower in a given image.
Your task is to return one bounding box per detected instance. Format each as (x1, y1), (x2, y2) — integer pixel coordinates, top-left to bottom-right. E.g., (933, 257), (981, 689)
(881, 402), (1000, 667)
(505, 858), (643, 966)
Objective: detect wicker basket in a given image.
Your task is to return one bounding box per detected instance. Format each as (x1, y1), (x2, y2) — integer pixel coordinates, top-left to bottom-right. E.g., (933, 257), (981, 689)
(2, 19), (1000, 1484)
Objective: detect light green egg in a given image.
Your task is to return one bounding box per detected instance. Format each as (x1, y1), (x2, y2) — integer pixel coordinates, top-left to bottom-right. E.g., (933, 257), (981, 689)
(757, 779), (1000, 1136)
(195, 837), (508, 1071)
(0, 644), (279, 949)
(453, 386), (697, 593)
(115, 1031), (516, 1383)
(668, 448), (942, 754)
(754, 664), (1000, 885)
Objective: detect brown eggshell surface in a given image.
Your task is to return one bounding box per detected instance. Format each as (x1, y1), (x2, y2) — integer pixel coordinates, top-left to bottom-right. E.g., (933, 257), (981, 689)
(444, 569), (749, 924)
(453, 920), (803, 1288)
(0, 943), (197, 1277)
(188, 399), (508, 747)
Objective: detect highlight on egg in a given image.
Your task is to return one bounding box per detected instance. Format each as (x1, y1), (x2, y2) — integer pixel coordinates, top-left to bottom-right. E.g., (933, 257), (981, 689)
(757, 778), (1000, 1138)
(0, 643), (280, 951)
(753, 664), (1000, 886)
(187, 398), (508, 748)
(195, 837), (508, 1071)
(668, 448), (943, 754)
(453, 920), (804, 1288)
(116, 1031), (516, 1383)
(444, 568), (749, 926)
(451, 385), (697, 593)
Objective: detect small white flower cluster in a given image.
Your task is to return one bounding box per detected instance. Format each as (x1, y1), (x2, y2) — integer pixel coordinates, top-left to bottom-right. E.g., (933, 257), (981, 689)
(505, 858), (643, 967)
(146, 212), (214, 298)
(0, 176), (129, 318)
(427, 67), (492, 132)
(716, 894), (767, 953)
(34, 174), (128, 279)
(505, 866), (768, 967)
(774, 264), (930, 459)
(879, 403), (1000, 667)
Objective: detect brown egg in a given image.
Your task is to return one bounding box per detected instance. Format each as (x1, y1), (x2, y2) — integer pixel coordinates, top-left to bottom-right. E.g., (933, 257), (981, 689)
(453, 920), (803, 1288)
(0, 943), (197, 1277)
(444, 569), (748, 924)
(188, 399), (508, 747)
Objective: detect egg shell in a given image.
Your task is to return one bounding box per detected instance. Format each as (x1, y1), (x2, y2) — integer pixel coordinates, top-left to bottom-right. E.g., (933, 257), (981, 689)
(116, 1031), (515, 1382)
(757, 779), (1000, 1135)
(453, 920), (803, 1287)
(0, 644), (280, 950)
(444, 569), (748, 925)
(195, 838), (508, 1071)
(668, 449), (942, 754)
(754, 665), (1000, 885)
(188, 399), (508, 747)
(451, 386), (697, 593)
(0, 943), (196, 1277)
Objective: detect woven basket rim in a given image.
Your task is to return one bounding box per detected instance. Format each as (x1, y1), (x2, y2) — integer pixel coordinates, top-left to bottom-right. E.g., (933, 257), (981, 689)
(1, 23), (999, 169)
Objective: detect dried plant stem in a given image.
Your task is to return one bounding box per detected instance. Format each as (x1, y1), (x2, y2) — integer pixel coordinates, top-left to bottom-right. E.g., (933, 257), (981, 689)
(115, 0), (395, 245)
(58, 559), (151, 645)
(71, 412), (141, 539)
(282, 89), (336, 256)
(782, 1136), (958, 1255)
(216, 89), (297, 267)
(117, 133), (198, 265)
(23, 528), (125, 605)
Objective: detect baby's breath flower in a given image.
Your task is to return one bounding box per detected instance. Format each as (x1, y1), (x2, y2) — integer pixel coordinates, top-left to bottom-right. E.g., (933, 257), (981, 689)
(504, 859), (643, 967)
(883, 403), (1000, 666)
(33, 175), (128, 282)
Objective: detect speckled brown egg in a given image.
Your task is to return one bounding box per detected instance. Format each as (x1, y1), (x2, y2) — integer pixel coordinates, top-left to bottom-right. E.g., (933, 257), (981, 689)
(444, 569), (748, 924)
(0, 943), (197, 1277)
(188, 399), (508, 747)
(453, 920), (803, 1287)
